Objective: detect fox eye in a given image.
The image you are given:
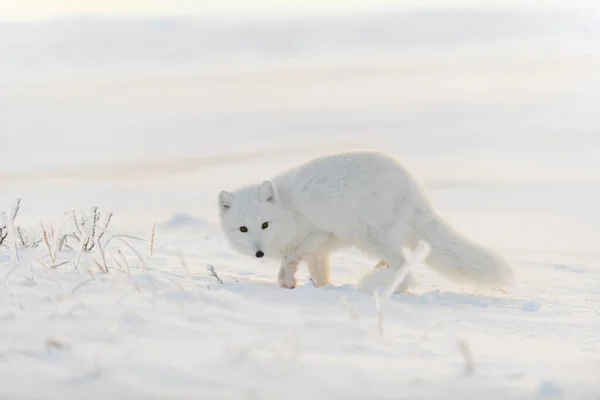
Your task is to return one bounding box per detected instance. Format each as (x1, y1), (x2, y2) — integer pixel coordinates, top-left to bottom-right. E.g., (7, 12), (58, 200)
(239, 226), (248, 233)
(261, 222), (269, 230)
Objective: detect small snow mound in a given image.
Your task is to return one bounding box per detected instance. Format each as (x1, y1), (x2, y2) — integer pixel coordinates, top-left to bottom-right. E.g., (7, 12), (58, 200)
(536, 381), (563, 399)
(160, 212), (210, 229)
(522, 300), (542, 312)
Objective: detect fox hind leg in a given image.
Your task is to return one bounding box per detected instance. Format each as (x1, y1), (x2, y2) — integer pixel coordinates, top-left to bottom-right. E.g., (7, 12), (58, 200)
(305, 252), (331, 287)
(362, 223), (417, 293)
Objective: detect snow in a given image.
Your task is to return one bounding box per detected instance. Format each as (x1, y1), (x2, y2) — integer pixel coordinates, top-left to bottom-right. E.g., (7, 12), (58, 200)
(1, 7), (600, 399)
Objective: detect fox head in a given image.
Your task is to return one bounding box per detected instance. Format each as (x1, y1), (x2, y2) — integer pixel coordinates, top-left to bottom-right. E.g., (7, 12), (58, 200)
(218, 180), (294, 259)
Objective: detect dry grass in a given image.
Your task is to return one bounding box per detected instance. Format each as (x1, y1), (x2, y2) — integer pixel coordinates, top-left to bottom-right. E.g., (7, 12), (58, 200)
(149, 223), (156, 257)
(0, 201), (152, 284)
(374, 240), (431, 337)
(206, 264), (224, 285)
(0, 224), (7, 247)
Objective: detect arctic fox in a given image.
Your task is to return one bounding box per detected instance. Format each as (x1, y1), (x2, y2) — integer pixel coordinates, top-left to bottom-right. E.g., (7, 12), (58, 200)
(218, 151), (514, 290)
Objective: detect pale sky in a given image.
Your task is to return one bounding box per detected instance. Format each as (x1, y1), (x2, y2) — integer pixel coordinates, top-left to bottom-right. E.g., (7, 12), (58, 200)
(0, 0), (595, 21)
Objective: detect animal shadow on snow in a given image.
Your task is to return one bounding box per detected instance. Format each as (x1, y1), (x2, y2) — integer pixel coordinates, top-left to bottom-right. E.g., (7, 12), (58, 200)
(215, 278), (531, 312)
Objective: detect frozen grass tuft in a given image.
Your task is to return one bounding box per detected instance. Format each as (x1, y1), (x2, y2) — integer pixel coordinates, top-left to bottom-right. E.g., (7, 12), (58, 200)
(0, 201), (235, 302)
(0, 201), (152, 288)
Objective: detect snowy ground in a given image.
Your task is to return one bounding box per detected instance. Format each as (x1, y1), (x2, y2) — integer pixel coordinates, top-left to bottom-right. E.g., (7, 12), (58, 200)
(1, 8), (600, 399)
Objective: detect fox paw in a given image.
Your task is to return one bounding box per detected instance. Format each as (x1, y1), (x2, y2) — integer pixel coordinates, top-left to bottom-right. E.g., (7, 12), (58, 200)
(278, 268), (297, 289)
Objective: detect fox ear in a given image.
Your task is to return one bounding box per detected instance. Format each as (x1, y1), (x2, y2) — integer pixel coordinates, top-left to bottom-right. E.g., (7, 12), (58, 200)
(258, 180), (278, 203)
(218, 190), (235, 213)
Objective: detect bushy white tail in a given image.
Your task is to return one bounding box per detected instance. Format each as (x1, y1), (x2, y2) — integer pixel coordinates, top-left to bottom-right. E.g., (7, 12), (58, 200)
(410, 209), (514, 287)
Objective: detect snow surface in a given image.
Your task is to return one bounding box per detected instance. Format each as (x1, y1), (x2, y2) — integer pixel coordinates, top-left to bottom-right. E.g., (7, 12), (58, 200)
(1, 8), (600, 399)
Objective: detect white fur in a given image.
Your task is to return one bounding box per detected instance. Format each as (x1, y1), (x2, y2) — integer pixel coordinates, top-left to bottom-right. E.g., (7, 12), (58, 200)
(218, 151), (515, 290)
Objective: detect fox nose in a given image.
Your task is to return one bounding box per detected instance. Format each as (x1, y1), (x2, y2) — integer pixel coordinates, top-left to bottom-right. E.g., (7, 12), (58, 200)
(255, 251), (264, 258)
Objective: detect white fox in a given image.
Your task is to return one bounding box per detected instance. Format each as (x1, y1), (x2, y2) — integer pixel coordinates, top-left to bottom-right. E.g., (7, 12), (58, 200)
(218, 151), (514, 291)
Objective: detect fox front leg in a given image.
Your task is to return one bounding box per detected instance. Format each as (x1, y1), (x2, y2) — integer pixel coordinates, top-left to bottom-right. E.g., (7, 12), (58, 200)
(278, 231), (334, 289)
(278, 259), (298, 289)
